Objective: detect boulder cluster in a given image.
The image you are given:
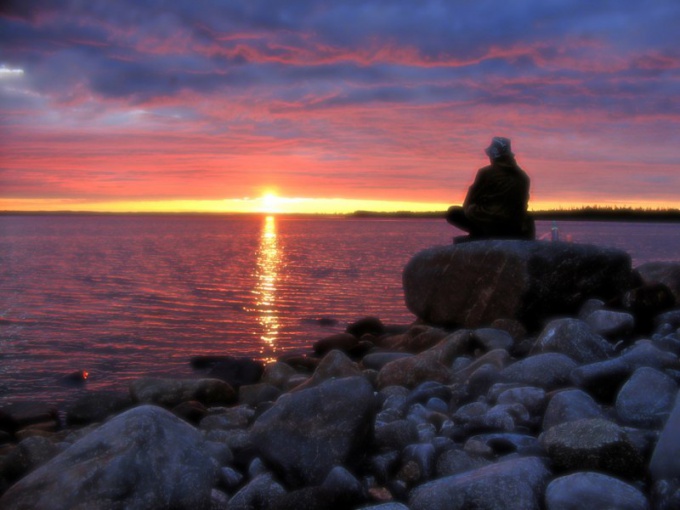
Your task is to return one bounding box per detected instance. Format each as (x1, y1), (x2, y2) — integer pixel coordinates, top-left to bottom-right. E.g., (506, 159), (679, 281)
(1, 242), (680, 509)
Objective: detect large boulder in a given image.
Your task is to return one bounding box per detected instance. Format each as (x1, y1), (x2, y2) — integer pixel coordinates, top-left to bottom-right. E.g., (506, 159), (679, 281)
(403, 240), (632, 329)
(409, 456), (550, 510)
(0, 405), (217, 509)
(250, 376), (376, 487)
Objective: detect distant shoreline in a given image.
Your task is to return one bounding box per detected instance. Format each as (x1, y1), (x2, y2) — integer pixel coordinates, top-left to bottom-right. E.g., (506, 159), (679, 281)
(1, 207), (680, 222)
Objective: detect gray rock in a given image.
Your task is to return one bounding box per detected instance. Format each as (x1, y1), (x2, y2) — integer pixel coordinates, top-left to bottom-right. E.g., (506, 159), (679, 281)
(219, 466), (244, 491)
(129, 377), (236, 407)
(546, 471), (649, 510)
(228, 473), (287, 510)
(585, 309), (635, 338)
(571, 341), (679, 401)
(0, 405), (217, 510)
(435, 448), (492, 477)
(359, 504), (410, 510)
(401, 443), (436, 481)
(250, 376), (375, 487)
(199, 405), (254, 431)
(261, 362), (297, 389)
(374, 419), (418, 451)
(543, 389), (604, 431)
(409, 456), (551, 510)
(540, 418), (644, 477)
(496, 386), (547, 416)
(501, 353), (577, 390)
(616, 367), (678, 428)
(473, 328), (514, 352)
(466, 432), (542, 457)
(650, 391), (680, 481)
(403, 240), (632, 330)
(361, 352), (413, 370)
(376, 353), (451, 389)
(537, 318), (614, 363)
(578, 298), (606, 320)
(238, 383), (281, 407)
(321, 465), (363, 499)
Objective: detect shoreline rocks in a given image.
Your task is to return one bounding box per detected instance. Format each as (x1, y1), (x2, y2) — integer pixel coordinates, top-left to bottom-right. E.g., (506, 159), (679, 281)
(1, 251), (680, 509)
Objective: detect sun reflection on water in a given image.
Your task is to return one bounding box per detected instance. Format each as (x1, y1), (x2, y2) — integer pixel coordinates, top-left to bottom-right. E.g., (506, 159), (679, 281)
(253, 215), (281, 361)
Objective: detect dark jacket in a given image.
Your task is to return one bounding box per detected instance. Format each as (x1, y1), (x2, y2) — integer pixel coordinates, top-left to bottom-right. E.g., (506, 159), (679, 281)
(463, 157), (531, 237)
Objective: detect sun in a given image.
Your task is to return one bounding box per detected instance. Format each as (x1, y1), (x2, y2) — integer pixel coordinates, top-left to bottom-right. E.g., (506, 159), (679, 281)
(260, 192), (281, 213)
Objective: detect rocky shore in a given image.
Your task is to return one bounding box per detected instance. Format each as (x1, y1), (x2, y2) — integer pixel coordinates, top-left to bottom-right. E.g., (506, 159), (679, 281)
(1, 241), (680, 509)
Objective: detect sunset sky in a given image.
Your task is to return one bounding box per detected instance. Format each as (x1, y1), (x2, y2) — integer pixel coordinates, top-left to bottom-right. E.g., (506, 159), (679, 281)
(1, 1), (679, 213)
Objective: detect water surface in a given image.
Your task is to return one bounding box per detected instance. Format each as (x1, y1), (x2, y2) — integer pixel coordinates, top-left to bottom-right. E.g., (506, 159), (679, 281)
(1, 215), (678, 404)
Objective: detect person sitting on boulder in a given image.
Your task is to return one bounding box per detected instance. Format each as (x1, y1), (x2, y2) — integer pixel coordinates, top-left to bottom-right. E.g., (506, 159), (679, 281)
(446, 136), (535, 242)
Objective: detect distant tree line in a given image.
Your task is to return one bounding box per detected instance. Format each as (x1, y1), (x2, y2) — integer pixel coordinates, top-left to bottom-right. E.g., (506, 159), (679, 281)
(351, 206), (680, 222)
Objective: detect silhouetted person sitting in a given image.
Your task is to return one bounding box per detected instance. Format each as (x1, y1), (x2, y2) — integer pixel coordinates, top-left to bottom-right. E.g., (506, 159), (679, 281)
(446, 137), (535, 243)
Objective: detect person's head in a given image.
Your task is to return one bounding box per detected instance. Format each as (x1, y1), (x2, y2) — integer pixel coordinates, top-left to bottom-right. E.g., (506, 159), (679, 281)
(485, 136), (514, 161)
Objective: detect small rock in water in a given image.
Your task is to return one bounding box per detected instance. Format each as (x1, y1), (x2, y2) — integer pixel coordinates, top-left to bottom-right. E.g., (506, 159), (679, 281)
(58, 370), (89, 387)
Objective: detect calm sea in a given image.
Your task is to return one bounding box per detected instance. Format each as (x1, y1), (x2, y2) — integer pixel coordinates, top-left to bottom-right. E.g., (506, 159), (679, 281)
(1, 215), (679, 405)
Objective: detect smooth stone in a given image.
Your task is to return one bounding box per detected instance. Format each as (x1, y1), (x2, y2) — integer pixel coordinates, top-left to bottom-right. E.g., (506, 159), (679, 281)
(250, 376), (375, 487)
(321, 465), (363, 500)
(129, 377), (236, 407)
(500, 353), (577, 390)
(199, 406), (254, 431)
(542, 389), (604, 431)
(359, 504), (410, 510)
(466, 432), (542, 456)
(472, 328), (514, 352)
(540, 418), (644, 478)
(292, 350), (362, 392)
(401, 443), (436, 481)
(616, 367), (678, 428)
(379, 326), (449, 353)
(361, 352), (413, 371)
(228, 473), (287, 510)
(313, 333), (359, 356)
(545, 471), (649, 510)
(537, 318), (614, 363)
(496, 386), (547, 416)
(409, 456), (551, 510)
(0, 406), (217, 510)
(65, 391), (133, 426)
(451, 349), (511, 383)
(374, 419), (418, 451)
(435, 448), (492, 477)
(219, 466), (244, 491)
(261, 361), (297, 389)
(466, 363), (502, 398)
(578, 298), (606, 320)
(650, 391), (680, 481)
(585, 309), (635, 338)
(238, 383), (281, 407)
(376, 354), (451, 389)
(346, 316), (385, 338)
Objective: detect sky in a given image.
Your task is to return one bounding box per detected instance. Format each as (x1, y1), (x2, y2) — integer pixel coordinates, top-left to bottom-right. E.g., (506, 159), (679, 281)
(1, 0), (679, 213)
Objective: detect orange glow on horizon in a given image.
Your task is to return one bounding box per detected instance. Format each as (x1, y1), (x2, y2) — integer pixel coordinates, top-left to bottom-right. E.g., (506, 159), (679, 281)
(1, 197), (678, 215)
